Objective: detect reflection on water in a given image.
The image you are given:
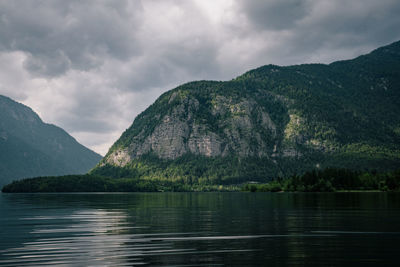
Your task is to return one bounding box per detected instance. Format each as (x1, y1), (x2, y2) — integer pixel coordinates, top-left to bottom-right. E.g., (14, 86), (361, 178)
(1, 193), (400, 266)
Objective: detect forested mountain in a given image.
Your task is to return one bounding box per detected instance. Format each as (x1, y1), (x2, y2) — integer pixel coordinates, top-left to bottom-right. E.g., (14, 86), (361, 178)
(91, 40), (400, 184)
(0, 95), (102, 187)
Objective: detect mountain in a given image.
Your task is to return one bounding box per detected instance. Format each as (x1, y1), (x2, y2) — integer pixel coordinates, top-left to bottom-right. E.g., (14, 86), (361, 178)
(92, 41), (400, 184)
(0, 95), (102, 187)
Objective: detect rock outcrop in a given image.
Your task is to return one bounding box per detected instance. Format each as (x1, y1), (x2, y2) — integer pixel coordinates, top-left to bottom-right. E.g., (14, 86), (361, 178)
(103, 93), (290, 168)
(93, 40), (400, 182)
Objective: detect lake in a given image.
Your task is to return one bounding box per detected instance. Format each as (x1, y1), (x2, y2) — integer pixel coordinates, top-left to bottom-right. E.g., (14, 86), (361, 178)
(1, 192), (400, 266)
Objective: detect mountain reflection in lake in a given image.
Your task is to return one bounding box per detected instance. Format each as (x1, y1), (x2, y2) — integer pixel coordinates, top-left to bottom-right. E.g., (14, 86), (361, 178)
(1, 192), (400, 266)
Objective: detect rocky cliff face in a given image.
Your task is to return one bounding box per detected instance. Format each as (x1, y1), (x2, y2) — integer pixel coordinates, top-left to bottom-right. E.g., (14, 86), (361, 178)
(93, 40), (400, 182)
(104, 87), (327, 168)
(104, 92), (293, 167)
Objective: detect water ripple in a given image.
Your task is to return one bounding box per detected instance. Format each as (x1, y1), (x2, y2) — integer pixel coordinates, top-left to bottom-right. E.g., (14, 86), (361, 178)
(2, 192), (400, 266)
(0, 208), (335, 266)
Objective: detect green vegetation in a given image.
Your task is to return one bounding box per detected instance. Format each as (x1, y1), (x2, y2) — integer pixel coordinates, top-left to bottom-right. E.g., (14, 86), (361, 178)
(0, 95), (102, 187)
(92, 150), (400, 186)
(4, 168), (400, 193)
(93, 40), (400, 182)
(91, 153), (283, 184)
(1, 174), (240, 193)
(242, 168), (400, 192)
(4, 42), (400, 192)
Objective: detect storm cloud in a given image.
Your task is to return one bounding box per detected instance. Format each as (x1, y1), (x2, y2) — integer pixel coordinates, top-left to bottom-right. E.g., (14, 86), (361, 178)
(0, 0), (399, 155)
(0, 0), (142, 76)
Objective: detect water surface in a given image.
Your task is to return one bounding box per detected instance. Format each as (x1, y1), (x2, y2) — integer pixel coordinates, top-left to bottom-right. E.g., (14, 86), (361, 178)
(1, 192), (399, 266)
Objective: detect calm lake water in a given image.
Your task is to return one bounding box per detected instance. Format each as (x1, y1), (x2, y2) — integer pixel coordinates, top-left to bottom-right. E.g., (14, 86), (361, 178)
(1, 192), (400, 266)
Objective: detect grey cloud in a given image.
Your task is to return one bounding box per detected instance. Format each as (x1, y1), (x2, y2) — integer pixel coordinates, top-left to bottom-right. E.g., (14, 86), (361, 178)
(1, 0), (400, 155)
(58, 114), (115, 134)
(0, 0), (143, 77)
(235, 0), (400, 66)
(106, 1), (222, 93)
(301, 1), (400, 45)
(164, 39), (220, 77)
(23, 50), (71, 77)
(237, 0), (311, 31)
(120, 42), (221, 92)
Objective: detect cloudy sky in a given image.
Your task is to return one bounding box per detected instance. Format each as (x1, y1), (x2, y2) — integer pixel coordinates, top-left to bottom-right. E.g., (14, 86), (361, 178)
(1, 0), (400, 155)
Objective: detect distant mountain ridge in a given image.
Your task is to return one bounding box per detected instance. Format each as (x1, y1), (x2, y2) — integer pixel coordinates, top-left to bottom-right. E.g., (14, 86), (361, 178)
(0, 95), (102, 187)
(91, 40), (400, 184)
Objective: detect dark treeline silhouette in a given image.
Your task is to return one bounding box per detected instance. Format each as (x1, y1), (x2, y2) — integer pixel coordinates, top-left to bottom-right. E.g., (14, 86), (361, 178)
(3, 168), (400, 193)
(243, 168), (400, 192)
(1, 174), (238, 193)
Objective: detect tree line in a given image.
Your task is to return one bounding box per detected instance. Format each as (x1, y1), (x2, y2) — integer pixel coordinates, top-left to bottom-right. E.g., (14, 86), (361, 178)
(243, 168), (400, 192)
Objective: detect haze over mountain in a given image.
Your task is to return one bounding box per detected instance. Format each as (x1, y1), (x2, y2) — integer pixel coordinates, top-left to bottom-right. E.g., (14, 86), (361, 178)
(0, 95), (102, 187)
(92, 41), (400, 184)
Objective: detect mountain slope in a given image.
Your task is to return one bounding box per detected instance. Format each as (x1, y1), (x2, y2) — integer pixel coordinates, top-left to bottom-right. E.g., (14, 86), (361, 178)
(0, 95), (102, 187)
(92, 41), (400, 184)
